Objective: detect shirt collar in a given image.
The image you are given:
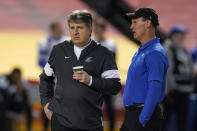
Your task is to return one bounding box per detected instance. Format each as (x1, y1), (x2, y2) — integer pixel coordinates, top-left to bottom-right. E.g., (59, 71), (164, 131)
(74, 39), (92, 50)
(139, 38), (160, 50)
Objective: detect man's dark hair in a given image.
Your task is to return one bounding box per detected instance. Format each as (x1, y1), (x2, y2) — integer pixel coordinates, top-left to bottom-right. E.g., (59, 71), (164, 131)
(94, 21), (106, 31)
(49, 21), (61, 31)
(11, 68), (21, 76)
(67, 10), (93, 27)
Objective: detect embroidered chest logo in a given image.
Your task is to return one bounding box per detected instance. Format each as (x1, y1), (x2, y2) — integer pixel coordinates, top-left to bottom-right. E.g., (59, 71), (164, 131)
(85, 57), (93, 63)
(141, 53), (144, 57)
(65, 56), (71, 59)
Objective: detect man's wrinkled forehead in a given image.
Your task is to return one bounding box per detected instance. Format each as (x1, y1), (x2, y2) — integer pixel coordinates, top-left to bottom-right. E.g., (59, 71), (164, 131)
(69, 20), (86, 26)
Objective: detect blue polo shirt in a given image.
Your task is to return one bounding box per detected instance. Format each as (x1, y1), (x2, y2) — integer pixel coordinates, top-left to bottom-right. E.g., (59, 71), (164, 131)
(123, 38), (168, 125)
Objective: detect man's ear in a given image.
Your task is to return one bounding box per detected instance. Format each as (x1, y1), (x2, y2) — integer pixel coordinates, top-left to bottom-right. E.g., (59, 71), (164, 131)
(145, 20), (152, 28)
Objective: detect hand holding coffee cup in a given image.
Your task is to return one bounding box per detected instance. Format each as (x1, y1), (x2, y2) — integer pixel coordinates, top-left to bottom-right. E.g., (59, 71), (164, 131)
(72, 66), (91, 85)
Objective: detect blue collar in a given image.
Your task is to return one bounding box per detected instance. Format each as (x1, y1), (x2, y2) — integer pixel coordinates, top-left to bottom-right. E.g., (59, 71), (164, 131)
(139, 38), (160, 50)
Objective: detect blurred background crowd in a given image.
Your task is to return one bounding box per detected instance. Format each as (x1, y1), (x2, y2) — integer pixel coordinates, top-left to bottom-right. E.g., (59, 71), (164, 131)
(0, 0), (197, 131)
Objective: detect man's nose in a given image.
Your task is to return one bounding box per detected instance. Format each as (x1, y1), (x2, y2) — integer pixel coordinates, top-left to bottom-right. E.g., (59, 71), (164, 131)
(74, 29), (79, 35)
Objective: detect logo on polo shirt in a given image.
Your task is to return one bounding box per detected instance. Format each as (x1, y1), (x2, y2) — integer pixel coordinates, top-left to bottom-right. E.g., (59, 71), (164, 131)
(85, 57), (93, 63)
(65, 56), (71, 59)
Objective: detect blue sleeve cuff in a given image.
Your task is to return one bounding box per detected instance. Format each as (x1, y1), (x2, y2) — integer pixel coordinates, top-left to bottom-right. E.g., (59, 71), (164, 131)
(139, 116), (148, 125)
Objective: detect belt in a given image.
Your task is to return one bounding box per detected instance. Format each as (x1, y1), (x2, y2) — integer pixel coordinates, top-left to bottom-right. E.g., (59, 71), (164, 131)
(125, 104), (144, 111)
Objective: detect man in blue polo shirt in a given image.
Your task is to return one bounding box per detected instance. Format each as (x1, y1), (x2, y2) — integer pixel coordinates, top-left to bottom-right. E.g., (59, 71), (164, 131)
(120, 8), (168, 131)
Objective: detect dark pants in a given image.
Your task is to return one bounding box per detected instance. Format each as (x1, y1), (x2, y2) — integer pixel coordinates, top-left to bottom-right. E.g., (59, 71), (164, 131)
(51, 114), (104, 131)
(163, 90), (189, 131)
(42, 110), (49, 131)
(103, 94), (115, 131)
(120, 105), (164, 131)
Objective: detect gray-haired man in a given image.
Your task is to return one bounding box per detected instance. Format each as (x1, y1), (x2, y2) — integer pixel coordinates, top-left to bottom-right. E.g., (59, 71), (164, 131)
(39, 10), (121, 131)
